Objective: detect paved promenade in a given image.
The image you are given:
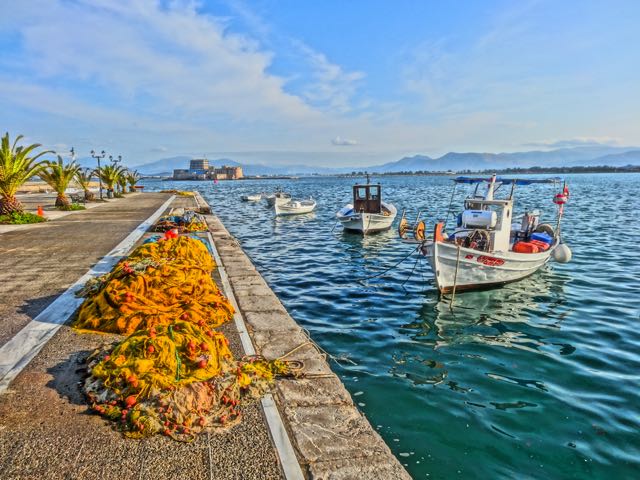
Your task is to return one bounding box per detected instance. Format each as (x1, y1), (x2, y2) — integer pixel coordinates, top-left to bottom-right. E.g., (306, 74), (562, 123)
(0, 193), (170, 347)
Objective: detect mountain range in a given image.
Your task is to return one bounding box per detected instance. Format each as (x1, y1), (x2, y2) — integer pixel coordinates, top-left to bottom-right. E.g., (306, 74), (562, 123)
(124, 146), (640, 176)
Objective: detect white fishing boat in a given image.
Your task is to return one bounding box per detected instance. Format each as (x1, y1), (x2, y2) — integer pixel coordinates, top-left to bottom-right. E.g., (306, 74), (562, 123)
(241, 193), (263, 202)
(266, 191), (291, 207)
(399, 174), (572, 293)
(336, 175), (397, 234)
(274, 198), (316, 216)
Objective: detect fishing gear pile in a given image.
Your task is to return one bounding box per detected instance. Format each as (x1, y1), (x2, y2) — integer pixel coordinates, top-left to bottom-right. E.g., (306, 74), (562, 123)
(154, 210), (207, 233)
(75, 235), (290, 439)
(160, 190), (194, 196)
(74, 236), (232, 335)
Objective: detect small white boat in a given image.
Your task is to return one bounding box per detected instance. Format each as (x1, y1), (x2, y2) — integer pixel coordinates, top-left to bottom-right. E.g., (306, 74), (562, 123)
(400, 174), (572, 293)
(266, 191), (291, 207)
(241, 193), (262, 202)
(275, 198), (316, 216)
(336, 175), (397, 234)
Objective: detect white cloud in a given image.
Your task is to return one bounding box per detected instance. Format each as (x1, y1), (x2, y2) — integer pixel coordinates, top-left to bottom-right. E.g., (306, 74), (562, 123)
(11, 0), (317, 122)
(150, 146), (169, 153)
(331, 136), (358, 146)
(295, 42), (365, 113)
(523, 137), (622, 149)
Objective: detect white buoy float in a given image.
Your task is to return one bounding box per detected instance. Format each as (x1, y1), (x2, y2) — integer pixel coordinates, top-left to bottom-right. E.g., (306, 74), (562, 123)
(552, 243), (572, 263)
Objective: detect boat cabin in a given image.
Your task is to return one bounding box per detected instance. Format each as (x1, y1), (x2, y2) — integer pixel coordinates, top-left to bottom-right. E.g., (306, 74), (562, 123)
(451, 175), (560, 253)
(353, 183), (382, 214)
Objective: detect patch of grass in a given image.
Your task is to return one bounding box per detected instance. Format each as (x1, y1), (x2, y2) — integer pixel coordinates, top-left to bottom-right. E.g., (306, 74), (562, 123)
(57, 204), (86, 211)
(0, 212), (47, 224)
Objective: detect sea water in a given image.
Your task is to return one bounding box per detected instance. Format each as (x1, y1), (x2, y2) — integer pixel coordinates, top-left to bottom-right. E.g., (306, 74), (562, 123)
(144, 173), (640, 479)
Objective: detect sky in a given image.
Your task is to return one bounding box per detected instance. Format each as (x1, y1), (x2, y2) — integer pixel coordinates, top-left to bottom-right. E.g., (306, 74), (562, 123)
(0, 0), (639, 167)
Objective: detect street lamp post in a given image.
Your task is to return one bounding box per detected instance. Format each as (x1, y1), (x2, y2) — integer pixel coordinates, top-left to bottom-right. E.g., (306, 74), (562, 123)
(110, 155), (123, 194)
(91, 149), (106, 200)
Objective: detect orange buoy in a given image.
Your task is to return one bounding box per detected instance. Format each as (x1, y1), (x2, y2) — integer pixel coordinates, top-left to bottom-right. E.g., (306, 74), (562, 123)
(37, 205), (44, 217)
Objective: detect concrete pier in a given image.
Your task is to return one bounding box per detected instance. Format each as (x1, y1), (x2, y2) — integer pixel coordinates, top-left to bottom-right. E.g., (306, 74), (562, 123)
(0, 192), (409, 479)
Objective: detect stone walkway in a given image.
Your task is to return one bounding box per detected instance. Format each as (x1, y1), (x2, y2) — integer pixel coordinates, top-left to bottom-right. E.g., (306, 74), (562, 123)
(0, 193), (169, 348)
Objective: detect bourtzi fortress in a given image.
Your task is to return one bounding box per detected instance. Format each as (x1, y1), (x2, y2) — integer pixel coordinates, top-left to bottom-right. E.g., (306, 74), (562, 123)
(173, 159), (243, 180)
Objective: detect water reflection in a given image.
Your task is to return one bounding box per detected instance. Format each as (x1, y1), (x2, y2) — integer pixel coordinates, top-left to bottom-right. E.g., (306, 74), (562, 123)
(403, 266), (571, 354)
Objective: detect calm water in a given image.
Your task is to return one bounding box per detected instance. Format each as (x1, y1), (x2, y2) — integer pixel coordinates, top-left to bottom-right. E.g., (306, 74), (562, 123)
(143, 174), (640, 479)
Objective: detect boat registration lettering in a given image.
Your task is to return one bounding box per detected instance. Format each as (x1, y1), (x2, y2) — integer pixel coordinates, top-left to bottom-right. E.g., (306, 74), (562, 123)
(477, 255), (505, 267)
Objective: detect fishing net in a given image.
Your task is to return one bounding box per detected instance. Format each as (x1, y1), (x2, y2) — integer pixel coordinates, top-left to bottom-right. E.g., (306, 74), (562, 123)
(77, 233), (291, 440)
(160, 190), (194, 196)
(85, 321), (291, 439)
(154, 211), (208, 233)
(74, 236), (233, 335)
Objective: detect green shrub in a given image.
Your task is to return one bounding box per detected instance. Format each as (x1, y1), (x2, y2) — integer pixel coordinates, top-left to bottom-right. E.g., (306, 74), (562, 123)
(56, 203), (86, 211)
(0, 211), (47, 224)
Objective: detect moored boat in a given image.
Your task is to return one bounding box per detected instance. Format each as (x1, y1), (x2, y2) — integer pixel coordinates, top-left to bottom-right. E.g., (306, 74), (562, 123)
(266, 190), (291, 207)
(336, 175), (397, 234)
(241, 193), (263, 201)
(400, 174), (572, 293)
(274, 198), (316, 216)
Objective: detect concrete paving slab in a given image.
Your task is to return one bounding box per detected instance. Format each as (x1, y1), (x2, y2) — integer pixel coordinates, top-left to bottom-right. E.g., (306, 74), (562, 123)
(282, 404), (390, 463)
(307, 455), (412, 480)
(232, 284), (276, 298)
(243, 311), (302, 332)
(236, 294), (288, 314)
(275, 378), (353, 408)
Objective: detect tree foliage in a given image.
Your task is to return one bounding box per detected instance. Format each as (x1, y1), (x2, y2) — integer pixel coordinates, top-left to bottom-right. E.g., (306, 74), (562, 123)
(0, 132), (52, 214)
(39, 155), (81, 207)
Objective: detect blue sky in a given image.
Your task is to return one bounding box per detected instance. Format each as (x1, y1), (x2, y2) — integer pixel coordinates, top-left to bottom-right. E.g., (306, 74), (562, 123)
(1, 0), (638, 167)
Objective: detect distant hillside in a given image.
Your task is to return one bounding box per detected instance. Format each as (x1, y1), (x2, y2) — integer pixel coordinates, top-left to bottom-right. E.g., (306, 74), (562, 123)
(579, 150), (640, 166)
(369, 146), (639, 173)
(132, 145), (640, 176)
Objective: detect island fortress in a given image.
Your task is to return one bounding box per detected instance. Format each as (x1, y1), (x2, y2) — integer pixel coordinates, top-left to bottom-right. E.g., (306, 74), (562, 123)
(173, 158), (243, 180)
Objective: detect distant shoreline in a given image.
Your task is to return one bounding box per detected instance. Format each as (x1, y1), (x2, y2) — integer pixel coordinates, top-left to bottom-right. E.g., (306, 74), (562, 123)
(141, 164), (640, 180)
(336, 165), (640, 176)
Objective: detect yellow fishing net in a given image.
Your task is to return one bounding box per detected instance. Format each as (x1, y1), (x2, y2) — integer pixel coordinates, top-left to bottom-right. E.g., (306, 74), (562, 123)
(78, 234), (291, 440)
(160, 190), (194, 196)
(74, 237), (233, 335)
(85, 321), (290, 439)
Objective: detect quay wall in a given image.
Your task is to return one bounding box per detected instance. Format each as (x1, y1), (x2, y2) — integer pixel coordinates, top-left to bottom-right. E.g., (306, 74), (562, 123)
(204, 212), (410, 479)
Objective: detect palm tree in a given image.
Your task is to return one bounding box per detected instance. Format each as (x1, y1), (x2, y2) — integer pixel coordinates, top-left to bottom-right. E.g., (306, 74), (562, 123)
(117, 169), (128, 195)
(75, 168), (95, 201)
(0, 132), (52, 214)
(125, 170), (140, 192)
(95, 164), (125, 197)
(39, 156), (81, 207)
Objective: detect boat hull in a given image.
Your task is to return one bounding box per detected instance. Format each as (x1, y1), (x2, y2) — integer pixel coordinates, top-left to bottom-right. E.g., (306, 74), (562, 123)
(336, 203), (397, 234)
(241, 195), (262, 201)
(423, 240), (557, 293)
(339, 213), (395, 233)
(275, 201), (316, 216)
